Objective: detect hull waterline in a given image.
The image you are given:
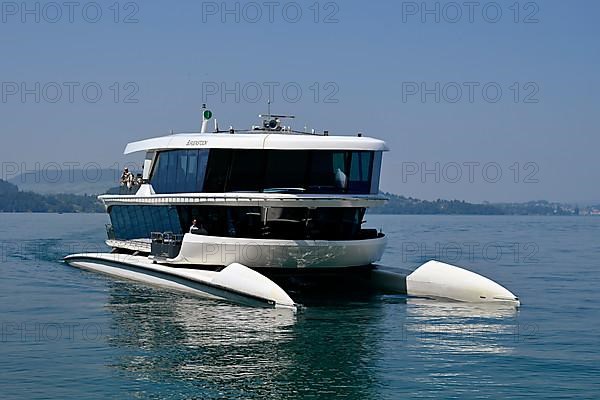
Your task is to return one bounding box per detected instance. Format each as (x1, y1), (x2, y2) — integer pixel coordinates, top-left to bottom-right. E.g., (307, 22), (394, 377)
(370, 261), (520, 307)
(64, 254), (297, 310)
(64, 254), (519, 308)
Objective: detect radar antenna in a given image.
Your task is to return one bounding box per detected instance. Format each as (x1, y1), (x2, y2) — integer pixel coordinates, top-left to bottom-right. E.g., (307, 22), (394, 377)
(257, 100), (295, 131)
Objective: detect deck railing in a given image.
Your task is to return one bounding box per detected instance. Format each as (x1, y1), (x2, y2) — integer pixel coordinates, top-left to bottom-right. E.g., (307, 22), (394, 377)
(118, 183), (141, 195)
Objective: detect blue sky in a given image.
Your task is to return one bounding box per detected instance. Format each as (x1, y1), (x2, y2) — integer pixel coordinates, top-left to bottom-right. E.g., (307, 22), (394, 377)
(1, 0), (599, 202)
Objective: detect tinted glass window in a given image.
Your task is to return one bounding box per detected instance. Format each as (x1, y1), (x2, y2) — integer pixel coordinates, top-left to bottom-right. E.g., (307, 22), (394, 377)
(204, 149), (232, 192)
(264, 150), (308, 190)
(348, 151), (373, 193)
(109, 205), (370, 241)
(150, 149), (379, 194)
(108, 205), (182, 239)
(370, 151), (382, 194)
(227, 150), (265, 192)
(165, 150), (178, 193)
(150, 149), (210, 194)
(184, 150), (198, 191)
(307, 151), (349, 193)
(153, 151), (169, 193)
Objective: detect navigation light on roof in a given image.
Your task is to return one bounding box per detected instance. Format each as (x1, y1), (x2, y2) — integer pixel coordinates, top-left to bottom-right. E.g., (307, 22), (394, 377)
(201, 104), (214, 133)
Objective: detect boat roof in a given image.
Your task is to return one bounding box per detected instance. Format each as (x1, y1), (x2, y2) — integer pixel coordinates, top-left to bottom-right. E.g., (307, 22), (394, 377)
(124, 132), (389, 154)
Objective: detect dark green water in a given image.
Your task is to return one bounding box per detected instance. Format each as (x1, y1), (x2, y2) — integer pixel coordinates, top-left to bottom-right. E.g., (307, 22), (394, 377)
(1, 214), (599, 399)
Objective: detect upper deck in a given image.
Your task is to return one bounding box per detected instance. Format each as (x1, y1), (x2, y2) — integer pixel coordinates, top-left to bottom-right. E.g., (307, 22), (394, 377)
(124, 131), (389, 155)
(115, 110), (389, 201)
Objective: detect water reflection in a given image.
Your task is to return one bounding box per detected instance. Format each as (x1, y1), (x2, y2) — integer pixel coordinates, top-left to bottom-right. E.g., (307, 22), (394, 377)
(100, 275), (520, 398)
(403, 298), (519, 355)
(104, 281), (383, 399)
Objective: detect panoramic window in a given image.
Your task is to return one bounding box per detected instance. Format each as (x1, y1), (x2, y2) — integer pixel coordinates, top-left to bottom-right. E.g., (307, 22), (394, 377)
(151, 149), (209, 193)
(307, 150), (350, 193)
(109, 205), (181, 239)
(108, 204), (371, 241)
(150, 149), (381, 194)
(204, 149), (232, 192)
(227, 150), (266, 192)
(264, 150), (309, 190)
(348, 151), (374, 193)
(370, 151), (382, 194)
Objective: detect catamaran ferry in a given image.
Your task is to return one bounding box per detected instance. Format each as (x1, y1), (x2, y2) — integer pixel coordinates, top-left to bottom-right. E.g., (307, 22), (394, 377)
(65, 107), (519, 310)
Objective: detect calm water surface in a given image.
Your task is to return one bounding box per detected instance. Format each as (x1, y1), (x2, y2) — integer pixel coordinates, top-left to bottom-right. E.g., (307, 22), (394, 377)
(1, 214), (599, 399)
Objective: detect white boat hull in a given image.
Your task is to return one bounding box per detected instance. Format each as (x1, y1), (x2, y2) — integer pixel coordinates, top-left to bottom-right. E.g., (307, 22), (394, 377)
(370, 261), (520, 306)
(168, 233), (387, 268)
(64, 253), (296, 310)
(65, 253), (519, 308)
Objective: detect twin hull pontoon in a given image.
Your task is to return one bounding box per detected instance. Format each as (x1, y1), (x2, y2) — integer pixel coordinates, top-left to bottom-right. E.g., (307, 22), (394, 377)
(65, 110), (520, 309)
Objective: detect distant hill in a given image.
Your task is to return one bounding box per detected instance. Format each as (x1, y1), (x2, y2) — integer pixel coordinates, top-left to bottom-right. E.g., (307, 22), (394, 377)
(490, 200), (579, 216)
(371, 193), (579, 216)
(0, 179), (104, 213)
(371, 193), (502, 215)
(7, 169), (127, 195)
(0, 179), (19, 195)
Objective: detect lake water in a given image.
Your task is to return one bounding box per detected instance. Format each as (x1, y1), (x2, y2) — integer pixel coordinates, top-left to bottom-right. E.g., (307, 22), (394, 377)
(1, 214), (599, 399)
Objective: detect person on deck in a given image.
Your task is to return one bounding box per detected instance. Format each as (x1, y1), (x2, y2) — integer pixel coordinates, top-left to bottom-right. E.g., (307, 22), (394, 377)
(120, 168), (134, 190)
(189, 219), (208, 235)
